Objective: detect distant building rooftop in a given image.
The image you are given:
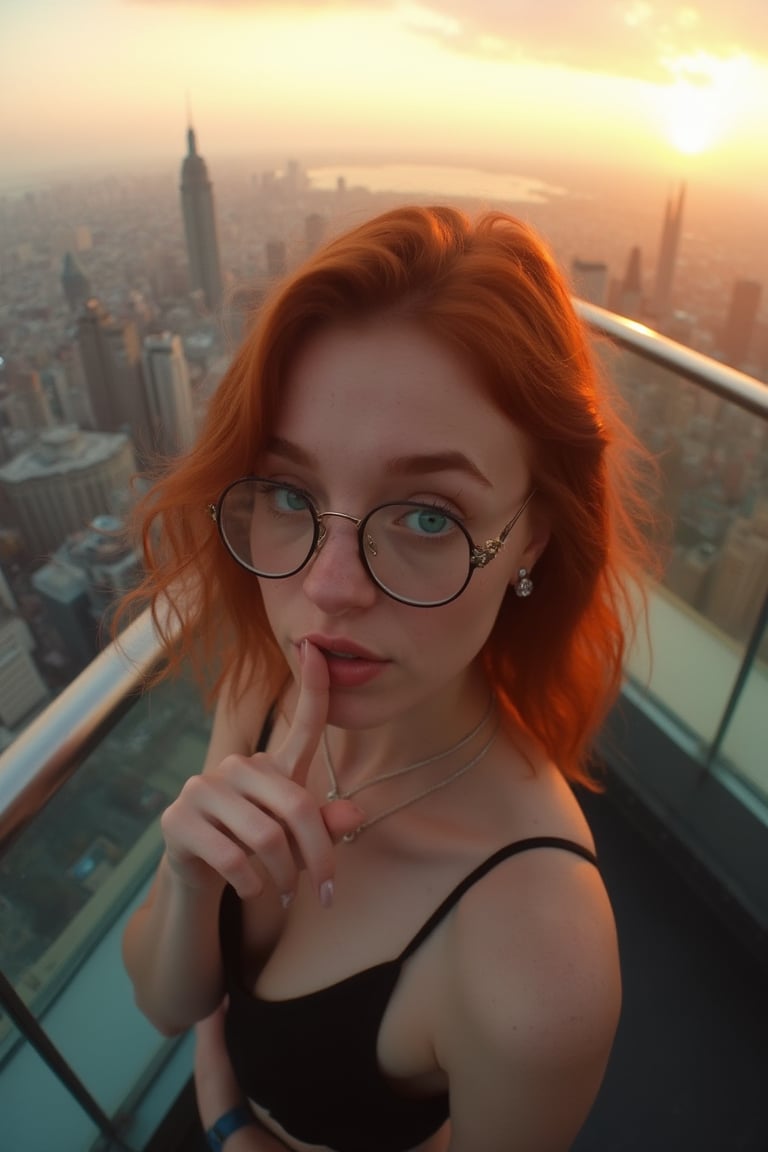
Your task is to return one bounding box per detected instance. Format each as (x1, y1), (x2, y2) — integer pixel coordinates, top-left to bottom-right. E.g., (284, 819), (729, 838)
(0, 425), (130, 484)
(32, 561), (88, 603)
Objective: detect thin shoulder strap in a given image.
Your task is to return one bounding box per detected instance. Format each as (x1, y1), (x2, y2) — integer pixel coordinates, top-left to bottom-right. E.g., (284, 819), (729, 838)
(398, 837), (599, 963)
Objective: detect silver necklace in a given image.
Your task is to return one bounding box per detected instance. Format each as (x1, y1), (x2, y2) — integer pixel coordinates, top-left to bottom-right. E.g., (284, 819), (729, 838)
(322, 702), (499, 843)
(322, 695), (495, 801)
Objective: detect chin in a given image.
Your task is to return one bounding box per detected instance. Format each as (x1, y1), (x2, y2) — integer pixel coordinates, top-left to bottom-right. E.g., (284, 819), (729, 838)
(326, 693), (389, 731)
(325, 681), (422, 731)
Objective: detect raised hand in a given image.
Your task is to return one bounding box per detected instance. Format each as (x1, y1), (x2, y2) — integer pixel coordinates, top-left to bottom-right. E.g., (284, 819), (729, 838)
(160, 640), (364, 905)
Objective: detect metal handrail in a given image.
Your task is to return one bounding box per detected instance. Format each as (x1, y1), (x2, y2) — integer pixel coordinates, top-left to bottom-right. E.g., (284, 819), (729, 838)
(0, 609), (163, 847)
(0, 308), (766, 843)
(575, 301), (768, 419)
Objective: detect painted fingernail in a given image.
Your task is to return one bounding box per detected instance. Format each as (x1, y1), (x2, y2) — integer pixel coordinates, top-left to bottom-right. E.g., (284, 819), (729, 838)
(280, 891), (294, 910)
(319, 879), (334, 908)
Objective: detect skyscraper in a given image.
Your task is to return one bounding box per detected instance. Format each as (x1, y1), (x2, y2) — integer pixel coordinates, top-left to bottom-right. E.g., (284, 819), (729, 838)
(265, 239), (287, 278)
(571, 259), (607, 307)
(61, 251), (92, 312)
(0, 426), (136, 557)
(705, 515), (768, 640)
(76, 299), (152, 455)
(180, 126), (223, 312)
(4, 369), (54, 432)
(31, 562), (95, 674)
(618, 245), (643, 319)
(142, 333), (196, 457)
(651, 184), (686, 325)
(720, 280), (762, 369)
(0, 608), (49, 728)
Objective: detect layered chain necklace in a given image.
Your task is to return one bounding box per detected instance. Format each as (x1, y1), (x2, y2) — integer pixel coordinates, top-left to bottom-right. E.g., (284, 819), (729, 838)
(322, 697), (499, 842)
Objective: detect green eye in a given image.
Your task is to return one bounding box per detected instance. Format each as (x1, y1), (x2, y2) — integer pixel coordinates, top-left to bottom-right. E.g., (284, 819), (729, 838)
(273, 486), (309, 512)
(401, 508), (454, 536)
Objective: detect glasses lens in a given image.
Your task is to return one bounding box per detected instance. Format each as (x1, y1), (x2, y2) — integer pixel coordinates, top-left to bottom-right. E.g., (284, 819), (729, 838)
(218, 480), (316, 576)
(363, 504), (470, 606)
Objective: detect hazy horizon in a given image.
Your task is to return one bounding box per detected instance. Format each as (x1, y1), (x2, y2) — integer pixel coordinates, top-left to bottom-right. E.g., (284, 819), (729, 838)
(4, 0), (768, 196)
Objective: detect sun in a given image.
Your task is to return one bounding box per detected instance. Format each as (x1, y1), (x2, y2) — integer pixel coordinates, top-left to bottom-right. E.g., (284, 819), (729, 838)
(663, 79), (723, 155)
(658, 53), (751, 157)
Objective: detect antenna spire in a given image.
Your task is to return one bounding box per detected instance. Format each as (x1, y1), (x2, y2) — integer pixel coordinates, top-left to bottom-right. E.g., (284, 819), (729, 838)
(185, 92), (197, 155)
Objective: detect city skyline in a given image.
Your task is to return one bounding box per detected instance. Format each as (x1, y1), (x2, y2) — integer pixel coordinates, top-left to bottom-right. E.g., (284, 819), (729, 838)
(0, 112), (766, 1099)
(0, 108), (765, 751)
(3, 0), (768, 192)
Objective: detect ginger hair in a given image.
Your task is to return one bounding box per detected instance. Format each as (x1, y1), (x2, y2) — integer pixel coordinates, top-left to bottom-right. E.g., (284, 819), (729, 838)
(118, 205), (655, 786)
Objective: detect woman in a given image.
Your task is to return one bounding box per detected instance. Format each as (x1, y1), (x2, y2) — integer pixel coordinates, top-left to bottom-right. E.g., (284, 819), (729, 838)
(122, 205), (652, 1152)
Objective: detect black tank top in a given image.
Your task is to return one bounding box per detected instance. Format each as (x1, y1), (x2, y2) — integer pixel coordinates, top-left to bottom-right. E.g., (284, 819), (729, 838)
(220, 710), (598, 1152)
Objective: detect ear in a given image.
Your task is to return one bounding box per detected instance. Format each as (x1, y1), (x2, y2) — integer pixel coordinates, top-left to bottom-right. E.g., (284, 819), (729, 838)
(513, 504), (551, 581)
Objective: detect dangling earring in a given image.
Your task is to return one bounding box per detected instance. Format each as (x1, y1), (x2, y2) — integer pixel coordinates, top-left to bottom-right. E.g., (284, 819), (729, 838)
(514, 567), (534, 598)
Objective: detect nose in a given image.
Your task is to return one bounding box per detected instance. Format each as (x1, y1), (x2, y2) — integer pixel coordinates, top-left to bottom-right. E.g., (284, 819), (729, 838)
(301, 517), (378, 615)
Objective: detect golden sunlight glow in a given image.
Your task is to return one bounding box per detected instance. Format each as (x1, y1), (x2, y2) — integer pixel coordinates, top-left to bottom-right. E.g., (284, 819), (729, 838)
(3, 2), (767, 188)
(663, 80), (724, 154)
(658, 53), (755, 156)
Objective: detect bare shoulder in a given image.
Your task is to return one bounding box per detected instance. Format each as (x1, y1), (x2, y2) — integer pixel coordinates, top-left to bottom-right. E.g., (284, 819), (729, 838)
(202, 665), (276, 770)
(436, 840), (620, 1151)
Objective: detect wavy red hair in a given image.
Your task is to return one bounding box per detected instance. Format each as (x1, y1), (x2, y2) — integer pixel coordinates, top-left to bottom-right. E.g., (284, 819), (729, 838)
(118, 205), (655, 786)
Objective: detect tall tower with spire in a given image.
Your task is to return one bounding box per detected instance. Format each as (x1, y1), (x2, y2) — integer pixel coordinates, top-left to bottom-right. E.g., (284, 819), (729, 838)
(651, 183), (686, 326)
(61, 252), (92, 312)
(619, 245), (643, 319)
(180, 125), (223, 313)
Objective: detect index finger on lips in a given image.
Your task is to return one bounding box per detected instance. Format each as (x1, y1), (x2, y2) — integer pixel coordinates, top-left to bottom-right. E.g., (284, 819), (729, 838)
(275, 639), (329, 786)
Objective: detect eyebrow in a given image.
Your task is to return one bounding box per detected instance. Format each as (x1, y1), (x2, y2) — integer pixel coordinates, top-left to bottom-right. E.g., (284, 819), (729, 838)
(263, 437), (492, 488)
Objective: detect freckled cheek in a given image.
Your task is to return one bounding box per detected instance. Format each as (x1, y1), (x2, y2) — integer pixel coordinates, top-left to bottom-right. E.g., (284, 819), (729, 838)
(403, 582), (506, 665)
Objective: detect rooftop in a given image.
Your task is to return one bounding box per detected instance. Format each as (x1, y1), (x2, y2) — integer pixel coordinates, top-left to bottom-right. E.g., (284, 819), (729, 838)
(0, 425), (131, 483)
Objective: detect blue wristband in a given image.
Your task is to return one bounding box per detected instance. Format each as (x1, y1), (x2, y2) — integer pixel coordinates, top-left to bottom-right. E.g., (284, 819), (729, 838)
(205, 1104), (256, 1151)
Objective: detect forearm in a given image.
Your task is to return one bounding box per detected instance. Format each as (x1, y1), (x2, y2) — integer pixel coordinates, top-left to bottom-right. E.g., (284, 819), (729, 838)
(123, 853), (225, 1033)
(195, 1006), (294, 1152)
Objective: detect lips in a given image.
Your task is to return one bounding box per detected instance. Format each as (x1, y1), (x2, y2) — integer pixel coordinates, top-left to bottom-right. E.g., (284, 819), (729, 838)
(303, 635), (383, 662)
(301, 634), (388, 688)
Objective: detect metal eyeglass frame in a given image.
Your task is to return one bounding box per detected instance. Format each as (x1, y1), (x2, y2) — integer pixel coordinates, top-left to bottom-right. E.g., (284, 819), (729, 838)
(208, 478), (536, 608)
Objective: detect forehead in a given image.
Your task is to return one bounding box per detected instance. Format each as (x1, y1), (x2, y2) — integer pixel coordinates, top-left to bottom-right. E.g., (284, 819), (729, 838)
(271, 319), (530, 488)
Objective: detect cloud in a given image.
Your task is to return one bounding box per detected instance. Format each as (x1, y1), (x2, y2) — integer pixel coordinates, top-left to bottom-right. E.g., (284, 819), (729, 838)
(128, 1), (388, 6)
(127, 0), (768, 81)
(400, 1), (768, 81)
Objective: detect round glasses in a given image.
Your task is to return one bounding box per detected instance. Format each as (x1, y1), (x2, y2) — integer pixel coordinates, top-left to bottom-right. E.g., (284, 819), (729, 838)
(209, 478), (535, 608)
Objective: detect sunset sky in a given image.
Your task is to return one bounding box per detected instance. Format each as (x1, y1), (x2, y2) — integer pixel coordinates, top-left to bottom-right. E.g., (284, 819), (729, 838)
(3, 0), (768, 190)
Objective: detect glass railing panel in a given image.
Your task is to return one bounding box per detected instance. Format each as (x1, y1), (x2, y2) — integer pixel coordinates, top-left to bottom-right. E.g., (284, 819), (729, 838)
(0, 671), (211, 1147)
(621, 579), (759, 751)
(1, 884), (196, 1152)
(716, 614), (768, 808)
(599, 339), (768, 777)
(0, 674), (210, 1039)
(0, 1036), (101, 1152)
(2, 881), (196, 1152)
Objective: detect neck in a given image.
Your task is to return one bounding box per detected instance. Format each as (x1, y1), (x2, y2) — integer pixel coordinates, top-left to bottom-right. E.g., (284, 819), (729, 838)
(323, 666), (492, 790)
